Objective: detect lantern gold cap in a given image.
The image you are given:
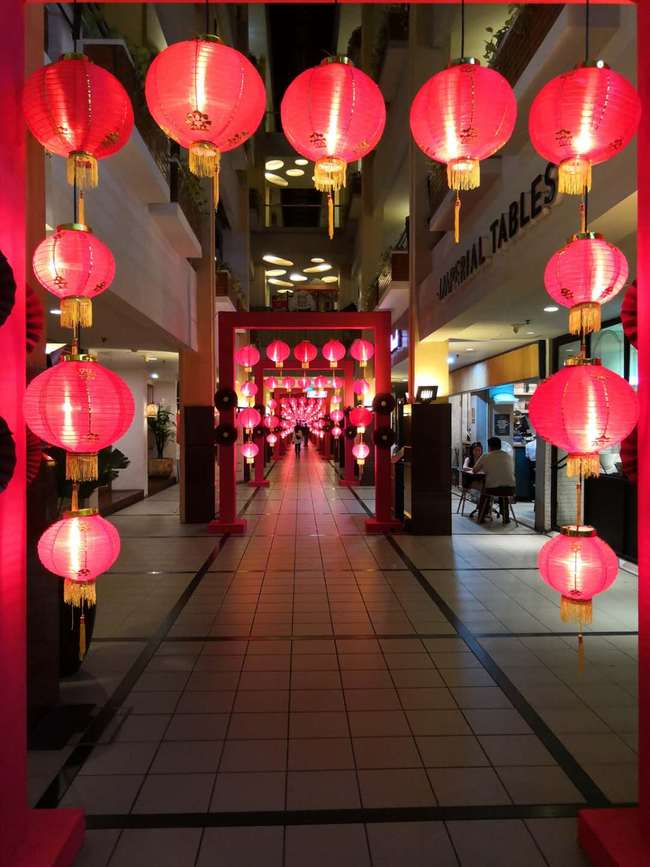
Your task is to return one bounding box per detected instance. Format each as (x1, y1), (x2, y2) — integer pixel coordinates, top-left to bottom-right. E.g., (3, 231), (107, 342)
(57, 222), (91, 233)
(63, 507), (99, 519)
(321, 55), (354, 67)
(198, 34), (223, 44)
(570, 231), (603, 243)
(62, 352), (96, 363)
(451, 57), (481, 67)
(564, 355), (601, 368)
(560, 524), (597, 538)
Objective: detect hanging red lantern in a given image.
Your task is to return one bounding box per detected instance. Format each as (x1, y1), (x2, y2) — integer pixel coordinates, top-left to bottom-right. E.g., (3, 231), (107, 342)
(350, 406), (372, 434)
(33, 224), (115, 328)
(350, 339), (374, 369)
(294, 340), (318, 369)
(295, 375), (310, 390)
(352, 442), (370, 467)
(266, 340), (290, 369)
(544, 233), (628, 335)
(266, 433), (278, 447)
(331, 409), (344, 423)
(538, 526), (618, 624)
(38, 509), (120, 607)
(241, 380), (258, 405)
(529, 63), (640, 196)
(235, 344), (260, 373)
(241, 442), (259, 465)
(322, 339), (346, 368)
(410, 59), (516, 242)
(238, 407), (261, 434)
(266, 376), (280, 390)
(283, 376), (296, 390)
(281, 57), (386, 238)
(331, 425), (343, 439)
(330, 375), (343, 390)
(353, 378), (370, 396)
(528, 359), (638, 478)
(145, 37), (265, 205)
(23, 54), (134, 188)
(24, 357), (134, 481)
(314, 376), (329, 389)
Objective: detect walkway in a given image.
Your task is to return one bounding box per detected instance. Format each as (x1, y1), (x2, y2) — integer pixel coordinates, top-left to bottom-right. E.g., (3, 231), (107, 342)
(29, 447), (637, 866)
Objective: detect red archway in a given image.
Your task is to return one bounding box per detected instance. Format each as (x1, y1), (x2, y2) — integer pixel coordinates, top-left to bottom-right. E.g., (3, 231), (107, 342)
(209, 310), (402, 535)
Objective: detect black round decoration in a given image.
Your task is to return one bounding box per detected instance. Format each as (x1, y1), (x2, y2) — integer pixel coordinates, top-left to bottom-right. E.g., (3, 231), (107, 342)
(274, 426), (283, 435)
(0, 416), (17, 494)
(322, 420), (334, 432)
(0, 249), (16, 332)
(254, 403), (265, 415)
(253, 425), (266, 439)
(374, 426), (396, 448)
(372, 393), (396, 414)
(345, 425), (358, 440)
(214, 423), (237, 446)
(214, 387), (238, 411)
(26, 283), (45, 354)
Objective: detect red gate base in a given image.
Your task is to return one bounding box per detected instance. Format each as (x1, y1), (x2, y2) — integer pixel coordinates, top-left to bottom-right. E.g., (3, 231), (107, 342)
(9, 808), (84, 867)
(365, 518), (403, 534)
(579, 808), (650, 866)
(249, 480), (270, 488)
(338, 479), (359, 487)
(208, 519), (247, 534)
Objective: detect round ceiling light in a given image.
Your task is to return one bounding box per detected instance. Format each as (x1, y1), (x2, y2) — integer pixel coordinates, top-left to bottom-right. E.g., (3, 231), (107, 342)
(268, 278), (294, 287)
(265, 172), (288, 187)
(289, 273), (308, 282)
(286, 168), (305, 177)
(321, 275), (339, 283)
(263, 254), (294, 267)
(265, 159), (284, 171)
(295, 158), (309, 166)
(265, 268), (287, 277)
(310, 257), (325, 263)
(303, 263), (332, 273)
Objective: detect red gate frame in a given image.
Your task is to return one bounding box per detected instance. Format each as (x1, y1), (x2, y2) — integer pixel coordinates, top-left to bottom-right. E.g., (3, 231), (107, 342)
(209, 310), (401, 535)
(2, 1), (647, 865)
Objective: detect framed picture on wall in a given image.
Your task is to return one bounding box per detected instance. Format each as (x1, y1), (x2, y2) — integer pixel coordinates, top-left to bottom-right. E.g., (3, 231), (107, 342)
(494, 413), (511, 437)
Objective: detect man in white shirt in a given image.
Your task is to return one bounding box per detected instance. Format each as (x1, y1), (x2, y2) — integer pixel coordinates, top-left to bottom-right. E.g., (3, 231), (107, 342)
(473, 436), (516, 524)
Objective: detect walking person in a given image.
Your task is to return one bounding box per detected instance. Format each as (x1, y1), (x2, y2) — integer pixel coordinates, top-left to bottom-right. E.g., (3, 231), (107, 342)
(293, 427), (303, 457)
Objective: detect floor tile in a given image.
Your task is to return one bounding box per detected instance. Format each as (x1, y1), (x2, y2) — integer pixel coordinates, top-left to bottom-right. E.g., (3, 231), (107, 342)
(285, 824), (370, 867)
(358, 768), (436, 807)
(428, 767), (510, 805)
(149, 740), (223, 774)
(496, 766), (585, 804)
(132, 773), (214, 813)
(367, 822), (457, 867)
(197, 827), (283, 867)
(446, 819), (547, 866)
(286, 770), (360, 809)
(352, 736), (421, 769)
(288, 737), (355, 770)
(220, 739), (287, 772)
(210, 771), (286, 812)
(109, 829), (201, 867)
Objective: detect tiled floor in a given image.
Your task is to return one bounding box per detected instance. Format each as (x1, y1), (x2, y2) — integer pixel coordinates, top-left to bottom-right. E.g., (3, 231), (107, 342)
(31, 448), (638, 865)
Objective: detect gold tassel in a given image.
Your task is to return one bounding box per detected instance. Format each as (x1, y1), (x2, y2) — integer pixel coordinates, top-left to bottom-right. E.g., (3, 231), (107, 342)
(64, 578), (97, 607)
(577, 632), (585, 672)
(569, 302), (601, 336)
(213, 172), (220, 210)
(66, 452), (99, 482)
(559, 158), (592, 196)
(447, 158), (480, 191)
(61, 297), (93, 329)
(454, 192), (461, 245)
(79, 613), (87, 660)
(328, 193), (334, 240)
(567, 454), (600, 479)
(314, 157), (346, 193)
(560, 595), (593, 625)
(189, 142), (220, 177)
(67, 152), (98, 189)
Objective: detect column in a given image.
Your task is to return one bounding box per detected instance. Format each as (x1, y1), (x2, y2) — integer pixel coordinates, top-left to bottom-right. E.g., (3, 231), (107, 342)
(251, 359), (269, 487)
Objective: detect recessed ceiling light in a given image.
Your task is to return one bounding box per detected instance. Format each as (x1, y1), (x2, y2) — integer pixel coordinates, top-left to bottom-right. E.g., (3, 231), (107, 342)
(286, 168), (304, 177)
(276, 288), (294, 294)
(526, 331), (535, 335)
(265, 159), (284, 171)
(448, 355), (456, 364)
(295, 158), (308, 166)
(289, 273), (308, 282)
(303, 263), (332, 273)
(263, 254), (294, 267)
(265, 172), (288, 187)
(265, 268), (287, 277)
(465, 347), (475, 352)
(310, 257), (325, 263)
(268, 278), (294, 287)
(50, 308), (61, 315)
(544, 306), (559, 313)
(150, 372), (159, 379)
(321, 275), (339, 283)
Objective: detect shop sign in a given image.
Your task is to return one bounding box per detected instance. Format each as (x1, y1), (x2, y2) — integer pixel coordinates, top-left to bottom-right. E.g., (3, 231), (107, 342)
(494, 413), (511, 437)
(438, 162), (557, 301)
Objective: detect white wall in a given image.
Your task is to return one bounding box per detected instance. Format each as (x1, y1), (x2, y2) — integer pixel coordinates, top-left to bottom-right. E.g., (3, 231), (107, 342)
(101, 358), (149, 496)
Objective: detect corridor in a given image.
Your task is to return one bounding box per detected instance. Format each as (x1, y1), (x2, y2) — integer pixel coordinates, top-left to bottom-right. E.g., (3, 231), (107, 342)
(31, 448), (636, 867)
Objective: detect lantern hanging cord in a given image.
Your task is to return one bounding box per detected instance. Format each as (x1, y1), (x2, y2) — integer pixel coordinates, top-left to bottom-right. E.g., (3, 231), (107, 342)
(460, 0), (465, 59)
(72, 0), (81, 54)
(585, 0), (590, 63)
(205, 0), (210, 36)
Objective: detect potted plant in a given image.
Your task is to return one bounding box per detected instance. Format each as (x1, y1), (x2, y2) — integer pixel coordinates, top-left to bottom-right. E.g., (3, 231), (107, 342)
(148, 405), (175, 478)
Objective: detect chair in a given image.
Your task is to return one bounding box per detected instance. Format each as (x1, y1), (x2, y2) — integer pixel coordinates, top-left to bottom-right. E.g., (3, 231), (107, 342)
(457, 471), (484, 516)
(478, 486), (519, 526)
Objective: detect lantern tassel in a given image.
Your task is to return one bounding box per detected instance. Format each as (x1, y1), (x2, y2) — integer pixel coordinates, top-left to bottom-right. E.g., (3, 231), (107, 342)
(189, 142), (221, 210)
(66, 452), (99, 482)
(567, 453), (600, 479)
(447, 158), (480, 191)
(314, 157), (346, 193)
(560, 595), (593, 625)
(569, 302), (601, 336)
(67, 152), (98, 189)
(558, 158), (592, 196)
(79, 612), (87, 660)
(454, 192), (461, 245)
(64, 578), (97, 607)
(61, 297), (93, 329)
(328, 193), (334, 240)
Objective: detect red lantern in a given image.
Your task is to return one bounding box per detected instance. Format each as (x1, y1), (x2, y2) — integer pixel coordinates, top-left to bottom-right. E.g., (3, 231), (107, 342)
(38, 510), (120, 606)
(314, 376), (329, 389)
(281, 57), (386, 238)
(350, 406), (372, 433)
(23, 54), (134, 188)
(32, 224), (115, 328)
(241, 442), (259, 465)
(410, 60), (516, 241)
(283, 376), (296, 390)
(350, 339), (374, 368)
(24, 357), (134, 481)
(235, 344), (260, 373)
(294, 340), (317, 369)
(238, 408), (261, 433)
(352, 442), (370, 467)
(266, 376), (279, 390)
(266, 433), (278, 447)
(528, 359), (638, 478)
(529, 64), (641, 195)
(297, 376), (311, 390)
(331, 425), (343, 439)
(331, 409), (344, 423)
(266, 340), (290, 369)
(322, 339), (346, 368)
(544, 233), (628, 335)
(241, 381), (258, 405)
(145, 37), (265, 204)
(538, 526), (618, 624)
(330, 376), (343, 390)
(353, 378), (370, 396)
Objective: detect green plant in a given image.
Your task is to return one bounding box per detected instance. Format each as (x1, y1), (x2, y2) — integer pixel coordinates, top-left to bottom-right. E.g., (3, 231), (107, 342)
(483, 6), (521, 65)
(50, 447), (130, 512)
(148, 406), (175, 459)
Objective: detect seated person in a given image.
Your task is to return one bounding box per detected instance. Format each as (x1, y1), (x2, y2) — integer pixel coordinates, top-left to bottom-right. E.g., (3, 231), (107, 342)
(461, 441), (484, 515)
(473, 436), (516, 524)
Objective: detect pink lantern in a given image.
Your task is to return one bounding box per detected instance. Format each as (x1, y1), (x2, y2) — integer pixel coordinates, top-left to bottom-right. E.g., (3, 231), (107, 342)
(297, 375), (311, 390)
(266, 433), (278, 446)
(235, 344), (260, 373)
(314, 375), (328, 389)
(241, 442), (259, 465)
(241, 380), (258, 405)
(268, 398), (278, 409)
(353, 378), (370, 396)
(283, 376), (296, 390)
(538, 526), (618, 624)
(266, 340), (290, 369)
(238, 407), (261, 433)
(331, 425), (343, 438)
(322, 339), (346, 368)
(352, 442), (370, 466)
(266, 376), (279, 390)
(350, 406), (372, 433)
(350, 338), (374, 368)
(331, 409), (344, 423)
(330, 376), (343, 390)
(294, 340), (318, 369)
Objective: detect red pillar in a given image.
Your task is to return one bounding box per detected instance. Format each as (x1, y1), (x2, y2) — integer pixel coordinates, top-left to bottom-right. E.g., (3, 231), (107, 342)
(340, 359), (358, 486)
(250, 360), (269, 487)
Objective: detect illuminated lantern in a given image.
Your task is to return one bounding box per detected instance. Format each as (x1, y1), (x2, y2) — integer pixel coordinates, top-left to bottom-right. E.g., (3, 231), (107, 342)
(544, 234), (628, 335)
(145, 37), (265, 204)
(294, 340), (318, 369)
(297, 375), (311, 390)
(529, 63), (641, 195)
(330, 394), (341, 406)
(268, 398), (278, 409)
(238, 407), (261, 434)
(23, 53), (134, 188)
(281, 57), (386, 238)
(331, 425), (343, 439)
(241, 442), (259, 465)
(350, 406), (372, 434)
(266, 433), (278, 447)
(528, 359), (638, 478)
(32, 224), (115, 328)
(331, 409), (344, 423)
(350, 338), (374, 368)
(314, 375), (328, 389)
(353, 378), (370, 396)
(24, 358), (134, 481)
(235, 344), (260, 373)
(241, 380), (258, 405)
(352, 442), (370, 467)
(322, 339), (346, 368)
(283, 376), (296, 390)
(266, 340), (290, 369)
(538, 526), (618, 624)
(410, 60), (516, 241)
(266, 376), (279, 390)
